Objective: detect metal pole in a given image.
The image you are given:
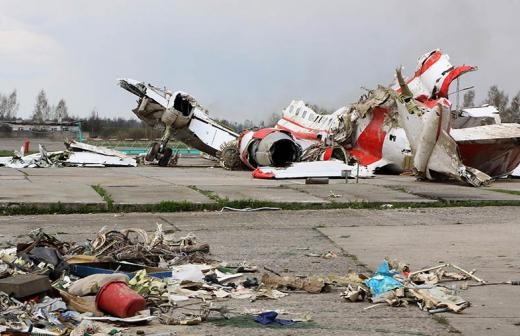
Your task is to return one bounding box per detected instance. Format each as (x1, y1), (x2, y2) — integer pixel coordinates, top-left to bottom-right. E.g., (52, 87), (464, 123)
(456, 77), (460, 112)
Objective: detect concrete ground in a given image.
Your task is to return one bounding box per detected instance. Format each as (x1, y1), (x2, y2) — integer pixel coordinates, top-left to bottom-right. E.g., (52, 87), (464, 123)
(1, 208), (519, 335)
(0, 158), (519, 209)
(1, 154), (520, 335)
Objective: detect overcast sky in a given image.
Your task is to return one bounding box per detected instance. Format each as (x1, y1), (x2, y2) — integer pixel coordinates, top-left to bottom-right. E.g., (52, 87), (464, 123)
(1, 0), (519, 122)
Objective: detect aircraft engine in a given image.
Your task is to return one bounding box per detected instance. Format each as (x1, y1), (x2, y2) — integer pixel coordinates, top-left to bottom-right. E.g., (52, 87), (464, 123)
(238, 128), (302, 169)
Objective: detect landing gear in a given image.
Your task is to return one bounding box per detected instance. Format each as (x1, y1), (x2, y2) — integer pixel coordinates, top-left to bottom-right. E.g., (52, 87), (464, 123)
(158, 147), (173, 167)
(145, 142), (161, 162)
(146, 142), (173, 167)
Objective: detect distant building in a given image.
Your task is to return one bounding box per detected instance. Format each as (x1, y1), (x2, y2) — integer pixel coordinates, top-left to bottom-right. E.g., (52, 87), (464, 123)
(0, 119), (80, 138)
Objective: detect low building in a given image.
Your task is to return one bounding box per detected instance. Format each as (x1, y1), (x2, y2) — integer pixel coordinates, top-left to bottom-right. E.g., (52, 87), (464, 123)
(0, 120), (81, 138)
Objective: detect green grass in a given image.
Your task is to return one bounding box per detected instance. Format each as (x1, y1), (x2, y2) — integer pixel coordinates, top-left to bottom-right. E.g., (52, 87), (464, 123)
(91, 185), (114, 209)
(488, 188), (520, 196)
(1, 188), (520, 216)
(0, 150), (14, 156)
(432, 315), (449, 326)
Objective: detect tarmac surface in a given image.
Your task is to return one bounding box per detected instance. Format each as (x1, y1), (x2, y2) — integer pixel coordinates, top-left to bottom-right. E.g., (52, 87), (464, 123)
(1, 156), (520, 335)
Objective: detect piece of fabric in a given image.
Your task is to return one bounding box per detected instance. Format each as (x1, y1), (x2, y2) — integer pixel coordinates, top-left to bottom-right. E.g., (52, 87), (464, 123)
(254, 311), (295, 326)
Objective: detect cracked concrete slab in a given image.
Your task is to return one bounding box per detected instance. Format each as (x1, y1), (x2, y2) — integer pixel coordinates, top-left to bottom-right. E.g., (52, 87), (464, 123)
(200, 184), (329, 203)
(0, 180), (104, 207)
(286, 182), (437, 203)
(398, 182), (520, 201)
(102, 185), (215, 205)
(318, 208), (520, 336)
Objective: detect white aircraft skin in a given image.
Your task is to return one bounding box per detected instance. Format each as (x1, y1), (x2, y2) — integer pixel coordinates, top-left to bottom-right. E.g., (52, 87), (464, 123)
(118, 49), (520, 184)
(274, 50), (520, 185)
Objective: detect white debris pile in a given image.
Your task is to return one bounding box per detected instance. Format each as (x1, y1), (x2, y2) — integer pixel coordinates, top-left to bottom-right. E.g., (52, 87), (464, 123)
(0, 140), (137, 168)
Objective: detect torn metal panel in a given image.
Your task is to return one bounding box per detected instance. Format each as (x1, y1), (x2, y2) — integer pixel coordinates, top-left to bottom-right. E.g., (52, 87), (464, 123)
(65, 151), (137, 167)
(0, 141), (137, 168)
(395, 68), (491, 186)
(252, 160), (374, 179)
(453, 105), (502, 128)
(67, 140), (131, 159)
(451, 124), (520, 177)
(511, 164), (520, 177)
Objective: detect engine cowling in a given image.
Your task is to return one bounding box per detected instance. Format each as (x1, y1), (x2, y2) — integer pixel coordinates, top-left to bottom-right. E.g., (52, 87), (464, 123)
(238, 128), (302, 169)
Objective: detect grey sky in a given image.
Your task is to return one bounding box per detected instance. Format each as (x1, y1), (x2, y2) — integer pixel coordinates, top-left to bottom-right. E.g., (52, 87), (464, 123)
(0, 0), (519, 122)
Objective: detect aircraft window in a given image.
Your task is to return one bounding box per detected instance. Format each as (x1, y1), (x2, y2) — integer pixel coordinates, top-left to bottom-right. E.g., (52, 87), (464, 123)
(389, 134), (397, 141)
(302, 111), (307, 118)
(308, 114), (313, 121)
(296, 107), (301, 115)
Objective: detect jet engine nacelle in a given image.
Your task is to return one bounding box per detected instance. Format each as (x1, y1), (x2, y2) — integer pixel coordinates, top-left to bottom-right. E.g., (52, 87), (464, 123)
(238, 128), (302, 169)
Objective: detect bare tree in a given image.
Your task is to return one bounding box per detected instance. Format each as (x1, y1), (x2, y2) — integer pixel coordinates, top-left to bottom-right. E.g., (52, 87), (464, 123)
(507, 91), (520, 123)
(484, 85), (509, 122)
(6, 90), (19, 120)
(33, 89), (50, 123)
(55, 98), (69, 122)
(0, 95), (6, 120)
(462, 89), (475, 108)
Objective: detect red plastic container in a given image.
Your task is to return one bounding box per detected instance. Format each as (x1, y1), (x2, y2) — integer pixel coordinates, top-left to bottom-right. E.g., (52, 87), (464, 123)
(95, 281), (146, 318)
(23, 139), (30, 154)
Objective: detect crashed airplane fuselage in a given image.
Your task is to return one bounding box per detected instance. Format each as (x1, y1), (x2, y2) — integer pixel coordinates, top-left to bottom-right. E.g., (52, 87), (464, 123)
(119, 79), (238, 166)
(119, 49), (520, 186)
(276, 49), (520, 186)
(118, 79), (303, 169)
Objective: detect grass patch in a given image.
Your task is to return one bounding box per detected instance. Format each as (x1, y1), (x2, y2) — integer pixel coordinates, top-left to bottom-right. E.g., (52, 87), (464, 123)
(188, 185), (220, 201)
(488, 188), (520, 196)
(1, 203), (105, 216)
(211, 315), (318, 329)
(1, 193), (520, 216)
(432, 315), (449, 326)
(91, 185), (114, 209)
(0, 150), (14, 156)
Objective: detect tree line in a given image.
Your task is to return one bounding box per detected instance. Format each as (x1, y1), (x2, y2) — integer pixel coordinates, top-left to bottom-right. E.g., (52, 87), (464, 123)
(1, 85), (519, 139)
(0, 89), (70, 123)
(462, 86), (520, 122)
(31, 90), (70, 123)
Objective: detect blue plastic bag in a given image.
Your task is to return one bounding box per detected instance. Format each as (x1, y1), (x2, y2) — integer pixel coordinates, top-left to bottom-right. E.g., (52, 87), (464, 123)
(364, 260), (403, 296)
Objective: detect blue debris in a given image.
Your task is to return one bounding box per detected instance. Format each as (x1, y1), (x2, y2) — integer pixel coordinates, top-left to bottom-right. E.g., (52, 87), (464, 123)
(364, 260), (403, 296)
(254, 311), (296, 326)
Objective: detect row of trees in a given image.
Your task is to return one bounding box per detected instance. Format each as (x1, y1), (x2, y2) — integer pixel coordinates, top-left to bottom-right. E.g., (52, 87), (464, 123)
(2, 85), (520, 138)
(0, 89), (70, 123)
(32, 90), (70, 123)
(82, 110), (163, 139)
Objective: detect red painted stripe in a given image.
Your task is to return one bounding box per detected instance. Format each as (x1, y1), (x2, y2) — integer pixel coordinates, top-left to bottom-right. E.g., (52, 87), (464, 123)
(349, 107), (387, 165)
(252, 128), (278, 139)
(438, 65), (476, 98)
(280, 116), (332, 134)
(276, 124), (321, 141)
(395, 50), (443, 95)
(415, 50), (442, 77)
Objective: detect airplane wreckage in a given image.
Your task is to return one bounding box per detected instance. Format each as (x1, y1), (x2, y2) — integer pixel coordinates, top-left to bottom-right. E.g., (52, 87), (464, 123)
(3, 50), (518, 186)
(118, 49), (520, 186)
